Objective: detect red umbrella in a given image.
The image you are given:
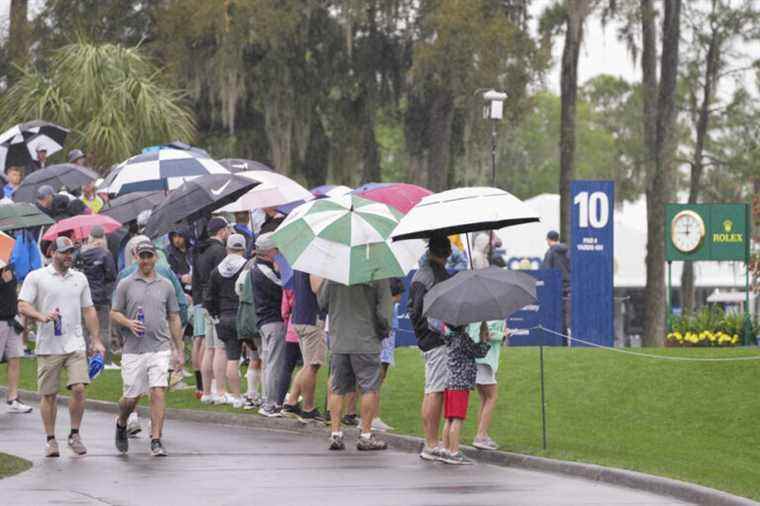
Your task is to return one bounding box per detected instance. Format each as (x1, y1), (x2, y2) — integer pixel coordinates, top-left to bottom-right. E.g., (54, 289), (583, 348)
(42, 214), (122, 242)
(353, 182), (432, 214)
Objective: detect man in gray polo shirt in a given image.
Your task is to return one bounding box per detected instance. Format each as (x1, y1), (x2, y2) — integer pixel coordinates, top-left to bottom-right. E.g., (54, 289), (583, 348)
(111, 241), (183, 457)
(18, 236), (105, 458)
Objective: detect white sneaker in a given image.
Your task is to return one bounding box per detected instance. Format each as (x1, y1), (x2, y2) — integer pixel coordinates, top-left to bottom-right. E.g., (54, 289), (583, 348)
(371, 417), (394, 432)
(7, 399), (32, 413)
(231, 397), (245, 409)
(127, 412), (141, 437)
(200, 394), (219, 405)
(104, 363), (121, 370)
(182, 369), (193, 378)
(214, 394), (231, 405)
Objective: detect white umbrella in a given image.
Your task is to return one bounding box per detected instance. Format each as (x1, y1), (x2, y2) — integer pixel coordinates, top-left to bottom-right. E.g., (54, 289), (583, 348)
(391, 186), (540, 241)
(219, 170), (313, 211)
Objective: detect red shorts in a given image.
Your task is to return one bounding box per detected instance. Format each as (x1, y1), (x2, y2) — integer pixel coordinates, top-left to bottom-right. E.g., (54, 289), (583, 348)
(444, 389), (469, 420)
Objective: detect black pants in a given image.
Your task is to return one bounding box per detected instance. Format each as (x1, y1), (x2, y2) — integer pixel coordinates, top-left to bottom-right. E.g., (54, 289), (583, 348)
(276, 341), (303, 405)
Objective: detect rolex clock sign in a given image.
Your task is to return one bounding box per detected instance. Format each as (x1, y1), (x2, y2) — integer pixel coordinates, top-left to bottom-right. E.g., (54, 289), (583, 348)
(666, 203), (750, 262)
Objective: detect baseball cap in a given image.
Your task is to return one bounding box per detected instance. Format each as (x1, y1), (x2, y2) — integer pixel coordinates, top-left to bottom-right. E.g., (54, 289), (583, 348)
(37, 185), (55, 198)
(546, 230), (560, 241)
(227, 233), (246, 251)
(54, 236), (76, 253)
(135, 241), (156, 256)
(89, 225), (105, 239)
(255, 232), (276, 251)
(68, 149), (85, 163)
(35, 146), (48, 152)
(207, 216), (229, 235)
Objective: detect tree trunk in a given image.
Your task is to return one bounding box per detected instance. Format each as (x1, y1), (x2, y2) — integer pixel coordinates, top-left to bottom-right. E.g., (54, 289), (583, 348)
(642, 0), (682, 346)
(681, 8), (721, 315)
(7, 0), (30, 84)
(559, 0), (590, 242)
(426, 89), (455, 192)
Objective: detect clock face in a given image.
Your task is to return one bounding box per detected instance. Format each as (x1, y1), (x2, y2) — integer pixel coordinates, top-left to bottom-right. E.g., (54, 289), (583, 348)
(671, 210), (705, 253)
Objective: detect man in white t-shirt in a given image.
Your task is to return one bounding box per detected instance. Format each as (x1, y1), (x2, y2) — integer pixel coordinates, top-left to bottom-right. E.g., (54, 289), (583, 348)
(18, 236), (105, 458)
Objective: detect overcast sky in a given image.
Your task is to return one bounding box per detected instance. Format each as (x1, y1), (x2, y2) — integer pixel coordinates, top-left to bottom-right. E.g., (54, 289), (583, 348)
(0, 0), (666, 94)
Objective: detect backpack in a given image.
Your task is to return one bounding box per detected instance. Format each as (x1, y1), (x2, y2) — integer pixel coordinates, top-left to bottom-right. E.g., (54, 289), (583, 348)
(236, 269), (259, 339)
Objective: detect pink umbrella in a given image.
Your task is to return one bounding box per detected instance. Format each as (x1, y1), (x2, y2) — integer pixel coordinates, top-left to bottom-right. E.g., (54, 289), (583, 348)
(42, 214), (122, 242)
(353, 183), (432, 214)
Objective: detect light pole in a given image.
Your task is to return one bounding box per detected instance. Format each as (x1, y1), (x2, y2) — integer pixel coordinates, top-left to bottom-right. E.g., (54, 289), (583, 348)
(482, 89), (507, 185)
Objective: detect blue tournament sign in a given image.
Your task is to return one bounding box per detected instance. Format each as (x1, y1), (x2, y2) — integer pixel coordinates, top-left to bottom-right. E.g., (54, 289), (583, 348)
(570, 180), (614, 347)
(507, 269), (563, 346)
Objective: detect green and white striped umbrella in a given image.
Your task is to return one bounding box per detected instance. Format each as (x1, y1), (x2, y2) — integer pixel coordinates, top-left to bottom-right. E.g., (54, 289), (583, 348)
(272, 194), (424, 285)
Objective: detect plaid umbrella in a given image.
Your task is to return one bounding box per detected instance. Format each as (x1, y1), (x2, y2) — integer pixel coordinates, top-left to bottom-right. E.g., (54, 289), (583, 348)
(0, 121), (70, 170)
(0, 202), (55, 231)
(217, 158), (273, 173)
(12, 163), (99, 203)
(100, 148), (229, 196)
(271, 194), (424, 285)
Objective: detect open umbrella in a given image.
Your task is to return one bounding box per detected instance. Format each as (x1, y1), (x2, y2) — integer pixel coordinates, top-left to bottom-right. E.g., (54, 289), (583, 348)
(42, 214), (122, 242)
(100, 148), (229, 196)
(271, 194), (425, 285)
(12, 163), (99, 202)
(0, 121), (69, 170)
(144, 174), (259, 238)
(219, 170), (313, 212)
(353, 182), (431, 214)
(423, 267), (537, 326)
(0, 202), (55, 231)
(100, 191), (165, 224)
(391, 187), (540, 241)
(312, 185), (353, 198)
(0, 231), (15, 268)
(218, 158), (274, 173)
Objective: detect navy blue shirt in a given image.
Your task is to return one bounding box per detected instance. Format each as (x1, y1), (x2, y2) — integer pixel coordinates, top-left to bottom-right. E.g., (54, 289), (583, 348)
(291, 270), (323, 325)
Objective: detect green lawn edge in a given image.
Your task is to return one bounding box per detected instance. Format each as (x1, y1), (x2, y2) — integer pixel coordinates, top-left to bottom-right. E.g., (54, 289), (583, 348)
(0, 452), (32, 479)
(2, 346), (759, 500)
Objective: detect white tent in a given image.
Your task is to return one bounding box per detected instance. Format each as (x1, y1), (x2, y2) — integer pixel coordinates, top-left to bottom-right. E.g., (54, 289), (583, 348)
(497, 193), (747, 289)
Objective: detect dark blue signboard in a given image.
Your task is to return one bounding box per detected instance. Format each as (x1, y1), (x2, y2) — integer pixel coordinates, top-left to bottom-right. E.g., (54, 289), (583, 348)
(394, 270), (419, 347)
(507, 269), (563, 346)
(570, 180), (614, 347)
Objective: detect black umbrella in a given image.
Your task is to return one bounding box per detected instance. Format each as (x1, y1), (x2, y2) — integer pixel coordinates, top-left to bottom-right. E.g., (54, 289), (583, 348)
(144, 174), (259, 238)
(100, 191), (166, 224)
(12, 163), (99, 203)
(0, 202), (55, 232)
(218, 158), (274, 173)
(423, 267), (537, 326)
(0, 121), (70, 170)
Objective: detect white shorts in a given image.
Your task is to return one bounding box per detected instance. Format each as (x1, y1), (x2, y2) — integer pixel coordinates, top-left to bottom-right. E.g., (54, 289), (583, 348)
(476, 363), (497, 385)
(423, 346), (449, 394)
(121, 350), (171, 398)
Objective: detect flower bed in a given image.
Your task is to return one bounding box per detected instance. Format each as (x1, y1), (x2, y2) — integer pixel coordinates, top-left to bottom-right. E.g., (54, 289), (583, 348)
(666, 306), (752, 347)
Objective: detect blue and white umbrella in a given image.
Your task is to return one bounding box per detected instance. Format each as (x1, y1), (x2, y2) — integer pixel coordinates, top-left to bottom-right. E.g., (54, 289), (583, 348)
(100, 148), (229, 196)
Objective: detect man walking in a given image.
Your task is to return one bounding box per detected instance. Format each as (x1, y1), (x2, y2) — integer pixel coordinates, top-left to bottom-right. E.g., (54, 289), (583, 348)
(1, 263), (32, 414)
(281, 270), (326, 422)
(252, 233), (285, 417)
(111, 241), (183, 457)
(18, 236), (105, 457)
(316, 276), (392, 451)
(408, 235), (452, 461)
(204, 234), (248, 408)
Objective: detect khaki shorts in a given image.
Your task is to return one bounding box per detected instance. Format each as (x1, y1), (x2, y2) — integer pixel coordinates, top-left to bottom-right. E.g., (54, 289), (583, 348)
(423, 346), (449, 394)
(330, 353), (381, 395)
(37, 351), (90, 395)
(121, 350), (171, 398)
(203, 311), (223, 349)
(294, 324), (326, 366)
(0, 321), (24, 361)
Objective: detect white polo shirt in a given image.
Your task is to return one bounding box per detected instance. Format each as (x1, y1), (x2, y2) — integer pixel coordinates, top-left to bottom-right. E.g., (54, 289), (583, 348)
(18, 265), (94, 355)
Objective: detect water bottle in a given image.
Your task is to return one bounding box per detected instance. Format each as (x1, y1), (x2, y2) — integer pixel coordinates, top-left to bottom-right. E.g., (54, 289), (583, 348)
(53, 307), (62, 336)
(136, 307), (145, 337)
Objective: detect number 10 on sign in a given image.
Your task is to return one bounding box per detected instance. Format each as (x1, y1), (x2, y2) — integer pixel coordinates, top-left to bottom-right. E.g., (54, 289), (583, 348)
(574, 191), (610, 229)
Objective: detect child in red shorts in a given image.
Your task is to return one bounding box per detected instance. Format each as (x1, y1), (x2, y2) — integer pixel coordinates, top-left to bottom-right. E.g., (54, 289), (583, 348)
(441, 322), (491, 465)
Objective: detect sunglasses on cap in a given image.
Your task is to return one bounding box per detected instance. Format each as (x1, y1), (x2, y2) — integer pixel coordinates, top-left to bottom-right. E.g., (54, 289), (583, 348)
(138, 251), (155, 259)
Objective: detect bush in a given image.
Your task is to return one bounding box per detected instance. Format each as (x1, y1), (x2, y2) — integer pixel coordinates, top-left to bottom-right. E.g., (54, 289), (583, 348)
(666, 306), (754, 347)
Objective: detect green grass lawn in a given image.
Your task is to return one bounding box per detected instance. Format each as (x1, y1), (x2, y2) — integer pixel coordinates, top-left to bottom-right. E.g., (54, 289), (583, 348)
(0, 452), (31, 479)
(2, 346), (759, 500)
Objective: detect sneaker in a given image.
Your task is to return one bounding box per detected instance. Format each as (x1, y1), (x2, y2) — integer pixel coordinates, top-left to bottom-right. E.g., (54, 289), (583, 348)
(341, 413), (359, 426)
(182, 369), (193, 378)
(200, 394), (220, 405)
(281, 403), (301, 420)
(127, 412), (141, 437)
(150, 439), (168, 457)
(258, 405), (282, 418)
(419, 445), (439, 462)
(328, 433), (345, 451)
(103, 363), (121, 370)
(472, 436), (499, 451)
(115, 421), (129, 454)
(356, 433), (388, 451)
(214, 394), (231, 405)
(194, 390), (203, 400)
(298, 408), (326, 424)
(231, 397), (245, 409)
(7, 399), (33, 414)
(442, 451), (473, 465)
(242, 397), (257, 410)
(67, 433), (87, 455)
(45, 438), (60, 458)
(371, 417), (394, 432)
